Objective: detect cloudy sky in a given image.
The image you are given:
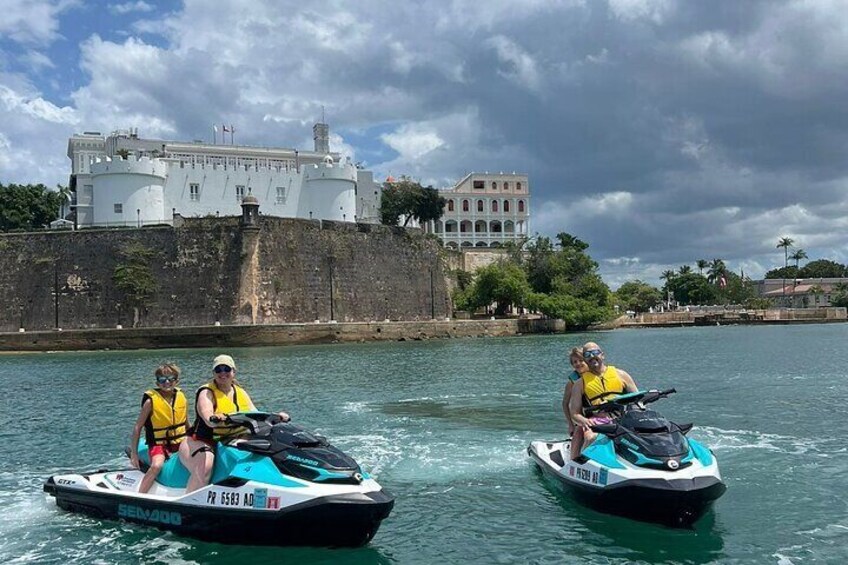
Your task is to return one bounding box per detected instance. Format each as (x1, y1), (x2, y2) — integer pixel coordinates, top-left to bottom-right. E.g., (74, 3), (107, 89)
(2, 0), (847, 286)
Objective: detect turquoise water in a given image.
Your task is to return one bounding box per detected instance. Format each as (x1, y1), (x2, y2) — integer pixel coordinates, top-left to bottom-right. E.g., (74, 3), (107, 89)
(1, 325), (847, 564)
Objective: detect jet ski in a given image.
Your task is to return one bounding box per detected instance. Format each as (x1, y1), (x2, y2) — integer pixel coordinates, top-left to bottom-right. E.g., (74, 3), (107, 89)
(44, 412), (394, 547)
(528, 389), (726, 527)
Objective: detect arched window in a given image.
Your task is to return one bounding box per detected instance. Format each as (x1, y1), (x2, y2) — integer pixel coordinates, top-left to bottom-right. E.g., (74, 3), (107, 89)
(462, 199), (469, 212)
(477, 200), (484, 212)
(518, 200), (525, 212)
(504, 200), (510, 212)
(504, 182), (509, 190)
(448, 200), (454, 212)
(492, 200), (499, 212)
(516, 182), (522, 191)
(491, 181), (497, 190)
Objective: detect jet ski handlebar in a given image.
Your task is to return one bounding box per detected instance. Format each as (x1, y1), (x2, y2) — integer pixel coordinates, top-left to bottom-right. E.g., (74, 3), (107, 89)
(585, 388), (677, 416)
(209, 412), (284, 436)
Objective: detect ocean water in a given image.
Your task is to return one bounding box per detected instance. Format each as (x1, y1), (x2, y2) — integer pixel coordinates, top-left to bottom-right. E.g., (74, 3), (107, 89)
(1, 324), (846, 564)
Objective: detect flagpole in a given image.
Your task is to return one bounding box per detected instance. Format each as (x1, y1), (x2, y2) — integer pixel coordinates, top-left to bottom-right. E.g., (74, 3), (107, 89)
(231, 125), (235, 146)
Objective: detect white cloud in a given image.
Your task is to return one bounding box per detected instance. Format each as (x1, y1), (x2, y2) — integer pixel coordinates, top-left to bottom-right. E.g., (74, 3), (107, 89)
(19, 50), (55, 71)
(487, 35), (542, 92)
(608, 0), (674, 25)
(0, 132), (11, 170)
(0, 84), (77, 124)
(580, 191), (634, 217)
(0, 0), (75, 46)
(381, 123), (445, 161)
(109, 1), (154, 15)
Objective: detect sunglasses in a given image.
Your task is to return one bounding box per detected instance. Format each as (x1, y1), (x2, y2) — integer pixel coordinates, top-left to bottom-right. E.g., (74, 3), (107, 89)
(214, 365), (234, 374)
(583, 348), (603, 360)
(156, 375), (178, 384)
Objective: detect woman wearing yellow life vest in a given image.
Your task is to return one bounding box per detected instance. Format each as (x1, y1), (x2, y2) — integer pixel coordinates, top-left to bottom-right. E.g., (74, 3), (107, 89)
(568, 342), (638, 457)
(179, 354), (291, 493)
(129, 363), (187, 493)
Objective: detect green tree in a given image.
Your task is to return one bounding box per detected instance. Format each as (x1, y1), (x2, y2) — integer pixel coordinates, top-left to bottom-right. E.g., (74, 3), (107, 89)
(379, 177), (446, 227)
(113, 242), (158, 327)
(0, 183), (65, 232)
(831, 282), (848, 308)
(696, 259), (708, 275)
(776, 236), (794, 268)
(463, 261), (532, 315)
(764, 265), (799, 279)
(555, 232), (589, 252)
(799, 259), (848, 278)
(707, 258), (726, 284)
(660, 270), (676, 284)
(614, 280), (663, 313)
(717, 271), (756, 304)
(789, 249), (808, 270)
(665, 273), (717, 305)
(520, 232), (612, 327)
(678, 265), (692, 275)
(529, 292), (612, 329)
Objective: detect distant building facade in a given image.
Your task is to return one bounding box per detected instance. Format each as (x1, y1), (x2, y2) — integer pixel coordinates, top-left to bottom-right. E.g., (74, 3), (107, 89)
(422, 172), (530, 248)
(66, 123), (381, 228)
(757, 278), (848, 307)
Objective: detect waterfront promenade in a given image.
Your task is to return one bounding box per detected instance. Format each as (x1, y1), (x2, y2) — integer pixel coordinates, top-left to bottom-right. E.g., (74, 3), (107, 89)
(616, 306), (846, 328)
(0, 318), (565, 352)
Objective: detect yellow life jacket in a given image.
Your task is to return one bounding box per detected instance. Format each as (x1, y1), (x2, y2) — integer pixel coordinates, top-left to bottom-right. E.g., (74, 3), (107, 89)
(143, 388), (188, 447)
(582, 365), (625, 407)
(194, 380), (251, 441)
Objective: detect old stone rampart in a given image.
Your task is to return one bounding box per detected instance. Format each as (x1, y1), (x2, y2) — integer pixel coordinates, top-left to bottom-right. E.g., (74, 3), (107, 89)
(0, 217), (450, 332)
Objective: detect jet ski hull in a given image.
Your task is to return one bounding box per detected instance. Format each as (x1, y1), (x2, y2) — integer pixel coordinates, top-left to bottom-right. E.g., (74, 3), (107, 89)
(44, 472), (393, 547)
(528, 440), (725, 528)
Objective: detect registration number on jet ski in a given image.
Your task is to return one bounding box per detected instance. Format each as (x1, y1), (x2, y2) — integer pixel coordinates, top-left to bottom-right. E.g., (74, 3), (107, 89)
(569, 465), (606, 485)
(207, 491), (253, 507)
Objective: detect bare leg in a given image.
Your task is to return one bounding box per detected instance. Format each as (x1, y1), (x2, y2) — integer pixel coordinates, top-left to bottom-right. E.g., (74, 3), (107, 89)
(582, 428), (598, 452)
(570, 427), (585, 459)
(138, 453), (165, 494)
(179, 438), (215, 493)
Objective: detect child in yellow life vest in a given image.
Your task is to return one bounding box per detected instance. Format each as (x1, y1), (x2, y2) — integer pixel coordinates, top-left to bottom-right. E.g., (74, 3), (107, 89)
(129, 363), (188, 493)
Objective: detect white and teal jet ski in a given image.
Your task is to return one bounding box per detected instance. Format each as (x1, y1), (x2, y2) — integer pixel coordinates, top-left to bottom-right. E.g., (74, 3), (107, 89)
(529, 389), (725, 527)
(45, 412), (393, 546)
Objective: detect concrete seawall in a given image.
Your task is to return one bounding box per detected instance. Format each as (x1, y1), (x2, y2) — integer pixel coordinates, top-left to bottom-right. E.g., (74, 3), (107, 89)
(618, 307), (847, 328)
(0, 318), (566, 352)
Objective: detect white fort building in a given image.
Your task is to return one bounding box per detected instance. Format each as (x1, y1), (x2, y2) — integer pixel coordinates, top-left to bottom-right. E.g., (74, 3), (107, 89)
(421, 172), (530, 248)
(66, 122), (381, 228)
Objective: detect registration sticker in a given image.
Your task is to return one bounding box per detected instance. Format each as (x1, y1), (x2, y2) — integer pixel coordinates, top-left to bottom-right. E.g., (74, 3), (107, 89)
(598, 468), (608, 486)
(253, 488), (268, 509)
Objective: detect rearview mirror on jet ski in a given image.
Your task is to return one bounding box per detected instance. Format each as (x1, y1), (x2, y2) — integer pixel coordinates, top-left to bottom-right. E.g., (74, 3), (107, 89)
(589, 423), (620, 436)
(233, 439), (273, 452)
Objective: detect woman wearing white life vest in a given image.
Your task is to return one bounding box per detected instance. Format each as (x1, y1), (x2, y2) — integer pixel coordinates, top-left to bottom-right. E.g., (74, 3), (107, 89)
(129, 363), (188, 493)
(179, 354), (291, 493)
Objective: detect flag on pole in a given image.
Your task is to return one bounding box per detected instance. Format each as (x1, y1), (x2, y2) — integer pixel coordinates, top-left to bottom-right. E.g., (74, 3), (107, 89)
(222, 125), (230, 132)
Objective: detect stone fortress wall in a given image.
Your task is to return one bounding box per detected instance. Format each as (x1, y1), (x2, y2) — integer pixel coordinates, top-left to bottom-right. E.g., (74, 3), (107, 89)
(0, 217), (450, 332)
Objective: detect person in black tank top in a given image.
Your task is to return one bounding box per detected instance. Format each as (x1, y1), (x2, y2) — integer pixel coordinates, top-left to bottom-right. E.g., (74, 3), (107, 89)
(178, 354), (291, 493)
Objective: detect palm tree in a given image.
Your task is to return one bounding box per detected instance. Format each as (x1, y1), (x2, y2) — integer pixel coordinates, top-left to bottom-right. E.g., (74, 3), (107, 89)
(660, 270), (676, 284)
(790, 249), (808, 270)
(707, 258), (726, 284)
(679, 265), (692, 275)
(696, 259), (708, 275)
(776, 237), (794, 269)
(776, 236), (795, 300)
